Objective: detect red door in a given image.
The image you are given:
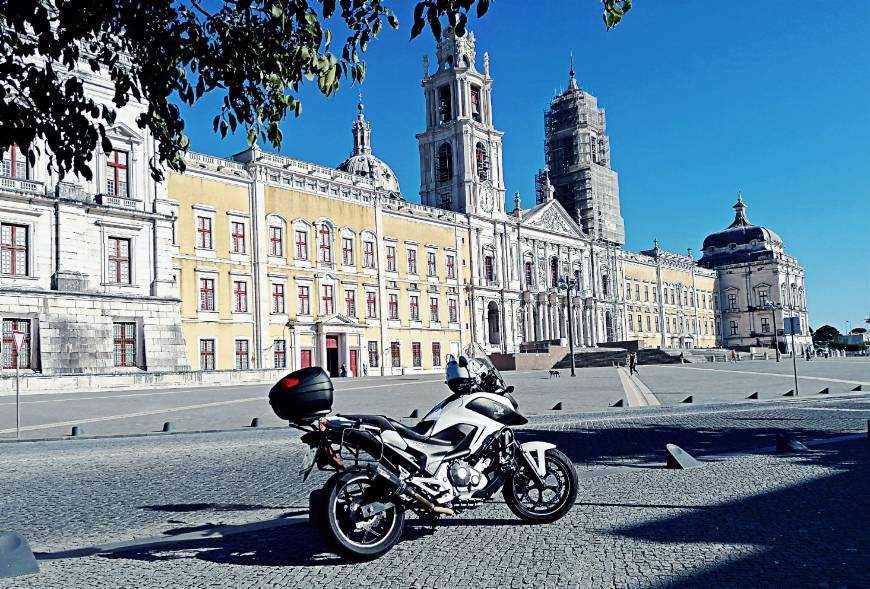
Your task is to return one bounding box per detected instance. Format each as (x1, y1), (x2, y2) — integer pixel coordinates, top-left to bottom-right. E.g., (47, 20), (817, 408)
(349, 349), (359, 377)
(300, 349), (312, 368)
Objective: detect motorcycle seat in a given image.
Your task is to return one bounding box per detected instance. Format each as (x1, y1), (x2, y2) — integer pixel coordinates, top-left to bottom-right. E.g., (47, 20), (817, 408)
(342, 414), (451, 446)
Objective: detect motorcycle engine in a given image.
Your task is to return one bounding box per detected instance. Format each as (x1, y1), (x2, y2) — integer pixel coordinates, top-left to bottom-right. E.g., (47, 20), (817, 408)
(448, 460), (482, 489)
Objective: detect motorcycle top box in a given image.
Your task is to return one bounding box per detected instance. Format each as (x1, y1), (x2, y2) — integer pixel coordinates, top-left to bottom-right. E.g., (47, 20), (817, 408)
(269, 366), (334, 425)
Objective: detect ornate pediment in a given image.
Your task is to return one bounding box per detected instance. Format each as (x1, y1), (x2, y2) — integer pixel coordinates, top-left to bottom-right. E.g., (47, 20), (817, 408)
(521, 201), (586, 239)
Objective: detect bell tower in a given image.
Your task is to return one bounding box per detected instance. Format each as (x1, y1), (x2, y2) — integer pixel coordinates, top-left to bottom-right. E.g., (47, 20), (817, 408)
(416, 30), (505, 216)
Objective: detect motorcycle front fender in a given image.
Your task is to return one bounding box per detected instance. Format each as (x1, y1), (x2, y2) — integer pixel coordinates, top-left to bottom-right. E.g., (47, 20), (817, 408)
(520, 441), (556, 478)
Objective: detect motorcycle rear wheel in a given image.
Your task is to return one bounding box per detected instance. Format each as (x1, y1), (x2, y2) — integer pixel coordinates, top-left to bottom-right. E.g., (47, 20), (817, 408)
(318, 470), (405, 560)
(504, 448), (578, 524)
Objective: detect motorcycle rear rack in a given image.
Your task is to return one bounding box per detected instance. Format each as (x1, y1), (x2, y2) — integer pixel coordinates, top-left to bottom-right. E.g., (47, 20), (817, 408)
(337, 426), (385, 467)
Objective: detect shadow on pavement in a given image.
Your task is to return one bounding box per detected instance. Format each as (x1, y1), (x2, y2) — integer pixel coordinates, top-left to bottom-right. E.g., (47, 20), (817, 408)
(139, 503), (295, 513)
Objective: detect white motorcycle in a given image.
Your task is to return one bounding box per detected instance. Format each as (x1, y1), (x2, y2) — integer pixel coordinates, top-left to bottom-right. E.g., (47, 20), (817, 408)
(269, 350), (578, 559)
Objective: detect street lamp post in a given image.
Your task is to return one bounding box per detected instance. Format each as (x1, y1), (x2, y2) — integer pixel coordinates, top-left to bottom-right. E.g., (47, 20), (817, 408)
(557, 275), (578, 377)
(764, 301), (781, 362)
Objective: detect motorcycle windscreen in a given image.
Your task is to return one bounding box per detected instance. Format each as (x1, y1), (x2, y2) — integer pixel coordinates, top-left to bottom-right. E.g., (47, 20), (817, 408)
(466, 397), (527, 426)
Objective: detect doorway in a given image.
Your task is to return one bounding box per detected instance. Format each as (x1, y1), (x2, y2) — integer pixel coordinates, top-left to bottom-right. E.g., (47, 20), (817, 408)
(326, 335), (339, 376)
(349, 349), (359, 377)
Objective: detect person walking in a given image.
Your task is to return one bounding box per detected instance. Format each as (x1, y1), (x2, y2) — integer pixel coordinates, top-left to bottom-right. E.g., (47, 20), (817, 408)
(629, 352), (639, 376)
(730, 349), (737, 363)
(362, 363), (368, 377)
(339, 364), (347, 377)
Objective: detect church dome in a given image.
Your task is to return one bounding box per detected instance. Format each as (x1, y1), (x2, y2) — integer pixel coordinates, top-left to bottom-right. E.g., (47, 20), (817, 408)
(701, 195), (782, 251)
(336, 96), (402, 197)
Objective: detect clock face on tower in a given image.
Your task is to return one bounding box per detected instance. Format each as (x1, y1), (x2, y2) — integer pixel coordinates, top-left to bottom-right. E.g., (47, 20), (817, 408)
(480, 183), (494, 213)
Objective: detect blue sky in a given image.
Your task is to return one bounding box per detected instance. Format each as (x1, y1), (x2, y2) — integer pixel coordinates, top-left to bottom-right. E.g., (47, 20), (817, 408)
(179, 1), (870, 333)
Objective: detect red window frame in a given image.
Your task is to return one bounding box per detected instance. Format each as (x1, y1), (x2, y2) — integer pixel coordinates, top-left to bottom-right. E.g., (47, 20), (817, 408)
(446, 255), (455, 279)
(409, 296), (419, 321)
(363, 241), (375, 268)
(234, 339), (250, 370)
(386, 246), (396, 272)
(388, 294), (399, 320)
(231, 221), (246, 254)
(427, 252), (437, 276)
(233, 280), (248, 313)
(412, 342), (422, 367)
(319, 226), (331, 262)
(1, 223), (28, 276)
(269, 225), (283, 257)
(322, 284), (334, 315)
(448, 298), (458, 323)
(298, 286), (311, 315)
(430, 297), (439, 322)
(196, 216), (213, 249)
(108, 237), (131, 284)
(273, 339), (287, 369)
(368, 341), (379, 368)
(345, 289), (356, 317)
(106, 150), (129, 197)
(342, 237), (354, 266)
(1, 145), (27, 179)
(2, 318), (30, 369)
(113, 322), (136, 367)
(391, 341), (401, 368)
(272, 283), (285, 314)
(199, 278), (215, 311)
(432, 342), (442, 367)
(366, 292), (377, 318)
(199, 339), (215, 370)
(407, 250), (417, 274)
(295, 230), (308, 260)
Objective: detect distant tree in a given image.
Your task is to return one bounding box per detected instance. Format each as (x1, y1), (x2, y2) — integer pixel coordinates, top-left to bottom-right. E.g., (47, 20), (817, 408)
(812, 325), (841, 343)
(0, 0), (632, 182)
(851, 327), (867, 334)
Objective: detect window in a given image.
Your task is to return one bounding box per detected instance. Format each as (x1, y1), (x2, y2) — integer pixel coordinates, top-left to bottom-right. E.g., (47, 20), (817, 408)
(602, 275), (610, 296)
(432, 342), (442, 367)
(363, 241), (375, 268)
(759, 290), (769, 307)
(199, 278), (215, 311)
(412, 342), (422, 367)
(345, 290), (356, 317)
(295, 230), (308, 260)
(1, 145), (27, 179)
(342, 237), (354, 266)
(1, 223), (28, 276)
(196, 216), (213, 249)
(761, 317), (770, 333)
(107, 237), (131, 284)
(644, 285), (649, 302)
(113, 322), (136, 367)
(230, 221), (246, 254)
(199, 339), (215, 371)
(233, 281), (248, 313)
(407, 249), (417, 274)
(391, 341), (401, 368)
(409, 296), (419, 321)
(728, 293), (738, 310)
(368, 341), (379, 368)
(274, 339), (287, 369)
(430, 297), (439, 322)
(235, 340), (250, 370)
(427, 252), (437, 277)
(475, 142), (489, 181)
(646, 315), (652, 331)
(670, 288), (675, 303)
(470, 86), (482, 122)
(447, 254), (456, 279)
(366, 291), (378, 318)
(437, 85), (452, 123)
(625, 282), (632, 301)
(386, 245), (397, 272)
(655, 316), (660, 332)
(436, 143), (452, 182)
(298, 285), (311, 315)
(448, 298), (458, 323)
(653, 288), (658, 303)
(730, 320), (738, 336)
(105, 150), (129, 197)
(484, 256), (495, 282)
(550, 258), (559, 287)
(714, 295), (719, 310)
(321, 284), (334, 315)
(269, 225), (283, 257)
(388, 294), (399, 320)
(683, 290), (688, 306)
(272, 283), (285, 314)
(628, 314), (634, 331)
(2, 318), (30, 369)
(524, 262), (534, 287)
(663, 288), (669, 305)
(318, 225), (332, 262)
(637, 314), (642, 332)
(635, 284), (640, 300)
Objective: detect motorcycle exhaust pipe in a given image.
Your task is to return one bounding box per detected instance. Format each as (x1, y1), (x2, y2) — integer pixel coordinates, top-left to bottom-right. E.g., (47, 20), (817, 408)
(369, 465), (455, 516)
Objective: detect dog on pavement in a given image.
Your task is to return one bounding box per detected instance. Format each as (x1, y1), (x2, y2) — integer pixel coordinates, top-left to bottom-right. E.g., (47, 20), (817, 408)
(548, 369), (561, 378)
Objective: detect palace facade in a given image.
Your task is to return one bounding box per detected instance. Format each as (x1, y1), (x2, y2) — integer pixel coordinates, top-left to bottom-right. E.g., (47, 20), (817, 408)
(0, 28), (812, 388)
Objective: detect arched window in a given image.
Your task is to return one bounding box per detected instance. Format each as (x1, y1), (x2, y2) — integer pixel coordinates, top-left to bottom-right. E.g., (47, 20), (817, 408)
(475, 142), (489, 181)
(436, 143), (452, 182)
(601, 274), (609, 296)
(317, 223), (332, 263)
(487, 301), (501, 345)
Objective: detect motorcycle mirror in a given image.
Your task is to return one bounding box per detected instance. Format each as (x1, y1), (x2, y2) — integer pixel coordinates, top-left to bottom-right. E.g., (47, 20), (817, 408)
(506, 385), (515, 394)
(458, 356), (468, 368)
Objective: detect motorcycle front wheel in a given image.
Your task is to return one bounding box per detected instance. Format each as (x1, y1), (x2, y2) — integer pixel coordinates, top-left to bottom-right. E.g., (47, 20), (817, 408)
(504, 448), (578, 524)
(318, 470), (405, 560)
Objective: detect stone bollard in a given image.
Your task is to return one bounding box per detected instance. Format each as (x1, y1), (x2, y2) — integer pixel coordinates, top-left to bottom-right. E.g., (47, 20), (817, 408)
(0, 531), (39, 579)
(161, 422), (173, 433)
(551, 402), (563, 411)
(70, 426), (82, 437)
(408, 409), (419, 418)
(250, 418), (261, 428)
